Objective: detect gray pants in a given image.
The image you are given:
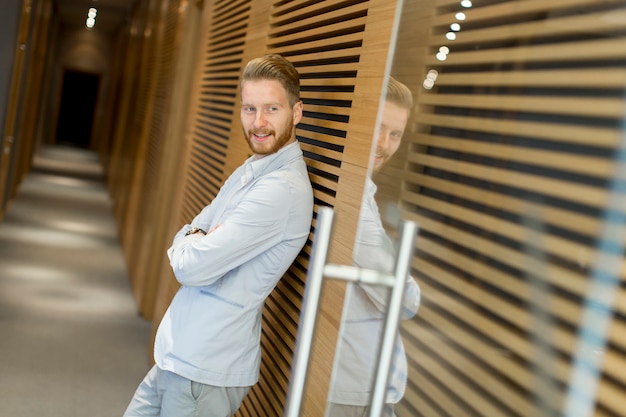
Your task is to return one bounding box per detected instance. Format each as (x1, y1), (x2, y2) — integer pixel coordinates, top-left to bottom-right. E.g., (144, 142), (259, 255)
(327, 402), (397, 417)
(123, 365), (249, 417)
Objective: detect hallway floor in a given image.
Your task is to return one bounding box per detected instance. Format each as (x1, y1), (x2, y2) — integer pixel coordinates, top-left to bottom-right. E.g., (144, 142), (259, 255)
(0, 145), (153, 416)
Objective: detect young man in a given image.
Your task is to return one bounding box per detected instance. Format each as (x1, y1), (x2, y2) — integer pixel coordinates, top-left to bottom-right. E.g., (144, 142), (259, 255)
(123, 54), (314, 417)
(328, 77), (421, 417)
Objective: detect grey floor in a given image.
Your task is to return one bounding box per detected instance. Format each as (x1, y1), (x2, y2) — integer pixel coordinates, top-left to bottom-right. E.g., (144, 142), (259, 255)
(0, 145), (153, 416)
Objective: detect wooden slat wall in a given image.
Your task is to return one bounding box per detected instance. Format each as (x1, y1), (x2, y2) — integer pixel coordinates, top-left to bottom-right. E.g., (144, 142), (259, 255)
(0, 0), (36, 219)
(123, 0), (186, 317)
(257, 1), (371, 415)
(11, 0), (53, 197)
(102, 0), (401, 416)
(391, 1), (626, 416)
(107, 0), (150, 228)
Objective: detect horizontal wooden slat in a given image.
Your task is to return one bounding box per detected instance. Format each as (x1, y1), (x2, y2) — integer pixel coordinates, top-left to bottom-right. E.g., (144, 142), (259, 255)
(434, 0), (623, 26)
(273, 0), (367, 16)
(300, 90), (355, 102)
(415, 194), (598, 266)
(269, 32), (364, 55)
(312, 189), (336, 207)
(405, 320), (537, 416)
(414, 254), (582, 357)
(278, 46), (363, 64)
(298, 130), (345, 153)
(269, 19), (367, 46)
(269, 2), (368, 35)
(405, 209), (582, 300)
(302, 103), (351, 117)
(300, 78), (356, 88)
(415, 113), (620, 148)
(293, 62), (359, 74)
(403, 364), (473, 417)
(203, 36), (248, 53)
(258, 360), (286, 415)
(403, 171), (601, 238)
(410, 239), (626, 390)
(406, 152), (610, 208)
(411, 133), (615, 177)
(303, 158), (341, 177)
(210, 20), (248, 40)
(426, 38), (626, 66)
(404, 207), (626, 321)
(419, 93), (626, 119)
(404, 305), (537, 416)
(191, 126), (229, 145)
(195, 103), (237, 117)
(306, 173), (338, 194)
(211, 2), (249, 25)
(433, 68), (626, 89)
(432, 9), (626, 47)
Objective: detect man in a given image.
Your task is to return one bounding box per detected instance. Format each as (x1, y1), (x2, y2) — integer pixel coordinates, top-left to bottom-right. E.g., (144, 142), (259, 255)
(328, 77), (421, 417)
(123, 54), (314, 417)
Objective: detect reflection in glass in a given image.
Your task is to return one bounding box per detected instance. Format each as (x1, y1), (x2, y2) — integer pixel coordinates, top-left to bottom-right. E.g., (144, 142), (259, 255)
(326, 78), (421, 417)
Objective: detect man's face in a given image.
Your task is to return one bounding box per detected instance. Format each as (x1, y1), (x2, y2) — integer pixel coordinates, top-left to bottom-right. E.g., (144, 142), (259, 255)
(241, 79), (303, 157)
(373, 100), (409, 171)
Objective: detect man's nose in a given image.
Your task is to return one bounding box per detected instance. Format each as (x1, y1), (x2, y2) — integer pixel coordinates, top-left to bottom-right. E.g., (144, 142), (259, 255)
(254, 112), (268, 127)
(377, 130), (390, 149)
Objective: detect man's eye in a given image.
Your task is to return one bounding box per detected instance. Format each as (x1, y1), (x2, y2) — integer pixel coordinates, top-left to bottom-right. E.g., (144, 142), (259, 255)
(266, 106), (278, 113)
(243, 106), (255, 113)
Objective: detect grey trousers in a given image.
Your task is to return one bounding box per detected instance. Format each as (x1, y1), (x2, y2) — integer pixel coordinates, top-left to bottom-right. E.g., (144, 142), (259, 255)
(326, 402), (397, 417)
(123, 365), (250, 417)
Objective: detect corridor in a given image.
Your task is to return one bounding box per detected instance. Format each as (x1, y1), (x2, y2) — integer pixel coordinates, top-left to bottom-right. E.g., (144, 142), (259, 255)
(0, 145), (153, 416)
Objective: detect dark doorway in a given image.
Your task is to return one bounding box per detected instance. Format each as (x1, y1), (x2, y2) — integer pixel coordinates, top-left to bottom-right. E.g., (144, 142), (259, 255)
(55, 70), (100, 148)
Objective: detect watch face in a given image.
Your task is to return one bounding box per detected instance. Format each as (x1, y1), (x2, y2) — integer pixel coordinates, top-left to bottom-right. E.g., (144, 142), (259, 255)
(186, 227), (205, 236)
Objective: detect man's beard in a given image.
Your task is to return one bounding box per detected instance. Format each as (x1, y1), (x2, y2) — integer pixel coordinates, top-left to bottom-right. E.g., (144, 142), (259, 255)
(245, 119), (295, 156)
(373, 147), (389, 171)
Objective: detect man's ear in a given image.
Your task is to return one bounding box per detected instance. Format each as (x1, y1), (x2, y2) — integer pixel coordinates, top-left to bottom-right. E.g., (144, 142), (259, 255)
(293, 100), (303, 125)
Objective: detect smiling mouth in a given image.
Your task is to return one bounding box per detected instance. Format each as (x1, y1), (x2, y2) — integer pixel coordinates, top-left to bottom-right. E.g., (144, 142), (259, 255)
(251, 130), (273, 142)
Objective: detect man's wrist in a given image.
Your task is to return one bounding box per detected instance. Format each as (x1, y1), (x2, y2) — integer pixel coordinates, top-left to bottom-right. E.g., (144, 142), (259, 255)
(185, 227), (207, 236)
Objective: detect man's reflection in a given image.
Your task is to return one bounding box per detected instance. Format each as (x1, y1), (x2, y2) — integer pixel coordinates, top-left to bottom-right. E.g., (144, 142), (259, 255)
(327, 78), (421, 417)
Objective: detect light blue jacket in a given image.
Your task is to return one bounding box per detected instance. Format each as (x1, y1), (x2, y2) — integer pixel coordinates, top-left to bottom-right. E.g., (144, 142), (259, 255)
(155, 141), (313, 387)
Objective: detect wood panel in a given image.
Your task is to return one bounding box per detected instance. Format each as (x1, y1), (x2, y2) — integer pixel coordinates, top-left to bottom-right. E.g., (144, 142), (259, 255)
(0, 0), (34, 219)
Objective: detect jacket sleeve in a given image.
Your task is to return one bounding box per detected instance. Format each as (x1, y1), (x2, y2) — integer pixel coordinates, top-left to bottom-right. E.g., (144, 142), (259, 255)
(353, 203), (421, 319)
(166, 176), (292, 286)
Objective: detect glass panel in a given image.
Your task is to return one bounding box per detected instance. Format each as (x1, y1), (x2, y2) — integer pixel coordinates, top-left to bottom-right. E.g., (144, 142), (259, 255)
(325, 1), (420, 415)
(328, 0), (626, 416)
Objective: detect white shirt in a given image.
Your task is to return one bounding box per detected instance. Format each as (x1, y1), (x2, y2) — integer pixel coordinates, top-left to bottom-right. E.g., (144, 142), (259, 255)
(330, 176), (421, 405)
(155, 141), (313, 387)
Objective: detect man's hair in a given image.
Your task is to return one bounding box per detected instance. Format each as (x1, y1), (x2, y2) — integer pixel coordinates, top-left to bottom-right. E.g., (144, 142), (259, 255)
(386, 77), (413, 111)
(241, 54), (301, 107)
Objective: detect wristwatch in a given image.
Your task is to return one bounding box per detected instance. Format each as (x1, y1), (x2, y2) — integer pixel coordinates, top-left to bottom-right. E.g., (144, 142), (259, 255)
(185, 227), (207, 236)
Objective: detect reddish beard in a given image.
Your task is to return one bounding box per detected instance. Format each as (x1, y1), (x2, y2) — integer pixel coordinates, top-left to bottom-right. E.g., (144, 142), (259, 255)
(244, 119), (295, 156)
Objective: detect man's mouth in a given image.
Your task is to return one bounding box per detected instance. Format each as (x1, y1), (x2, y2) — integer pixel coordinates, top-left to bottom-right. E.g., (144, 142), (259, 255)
(251, 131), (273, 142)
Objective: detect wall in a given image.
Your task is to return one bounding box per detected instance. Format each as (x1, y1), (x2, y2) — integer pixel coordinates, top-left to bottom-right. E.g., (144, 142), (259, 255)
(104, 1), (401, 415)
(0, 0), (22, 143)
(4, 0), (626, 416)
(104, 0), (626, 416)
